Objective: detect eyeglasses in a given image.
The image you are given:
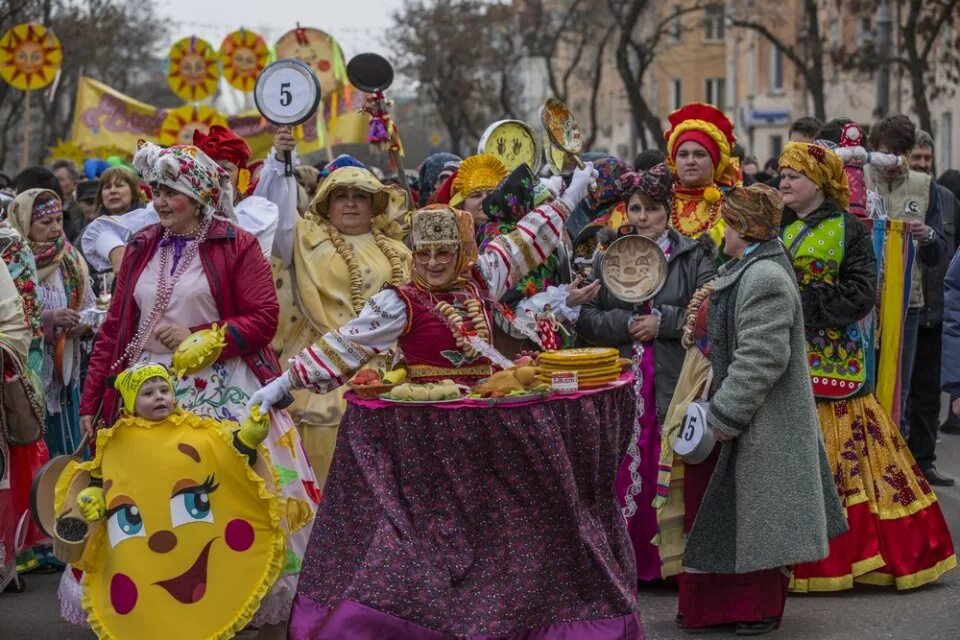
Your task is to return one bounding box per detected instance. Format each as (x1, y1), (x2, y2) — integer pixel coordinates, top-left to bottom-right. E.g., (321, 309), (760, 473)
(413, 248), (457, 264)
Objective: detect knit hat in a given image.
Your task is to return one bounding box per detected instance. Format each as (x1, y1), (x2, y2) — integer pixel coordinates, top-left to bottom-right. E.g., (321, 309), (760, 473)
(451, 154), (508, 207)
(664, 102), (736, 180)
(721, 184), (783, 242)
(418, 152), (462, 206)
(114, 363), (174, 415)
(618, 162), (673, 205)
(133, 141), (235, 220)
(192, 125), (251, 169)
(778, 142), (851, 210)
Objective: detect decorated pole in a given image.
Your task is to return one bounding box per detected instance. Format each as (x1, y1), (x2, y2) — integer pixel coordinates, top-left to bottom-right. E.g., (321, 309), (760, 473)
(0, 23), (62, 166)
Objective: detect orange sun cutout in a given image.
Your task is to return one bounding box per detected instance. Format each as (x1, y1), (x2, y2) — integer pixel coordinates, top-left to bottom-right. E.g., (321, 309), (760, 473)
(158, 105), (227, 147)
(167, 36), (220, 102)
(220, 29), (269, 93)
(0, 23), (62, 91)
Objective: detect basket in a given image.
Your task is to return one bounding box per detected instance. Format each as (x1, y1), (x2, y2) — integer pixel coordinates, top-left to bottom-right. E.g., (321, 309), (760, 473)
(348, 382), (396, 399)
(52, 467), (96, 564)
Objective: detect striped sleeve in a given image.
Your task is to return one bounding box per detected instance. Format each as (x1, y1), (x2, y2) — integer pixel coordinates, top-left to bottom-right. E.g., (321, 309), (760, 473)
(479, 200), (570, 299)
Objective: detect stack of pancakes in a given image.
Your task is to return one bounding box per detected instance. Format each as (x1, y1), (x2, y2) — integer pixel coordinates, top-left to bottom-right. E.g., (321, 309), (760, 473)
(538, 348), (622, 388)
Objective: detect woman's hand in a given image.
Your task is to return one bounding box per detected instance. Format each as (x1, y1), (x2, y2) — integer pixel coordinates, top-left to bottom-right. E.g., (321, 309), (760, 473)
(628, 315), (660, 342)
(274, 126), (297, 161)
(154, 324), (192, 351)
(80, 415), (96, 440)
(247, 372), (293, 412)
(564, 276), (601, 307)
(53, 308), (81, 329)
(67, 323), (92, 338)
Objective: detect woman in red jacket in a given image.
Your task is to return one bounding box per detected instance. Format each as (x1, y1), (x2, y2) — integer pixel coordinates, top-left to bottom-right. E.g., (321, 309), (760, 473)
(73, 142), (317, 629)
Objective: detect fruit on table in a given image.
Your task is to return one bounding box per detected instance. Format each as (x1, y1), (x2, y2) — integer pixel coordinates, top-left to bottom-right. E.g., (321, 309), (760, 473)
(384, 379), (460, 401)
(354, 369), (381, 386)
(382, 368), (408, 384)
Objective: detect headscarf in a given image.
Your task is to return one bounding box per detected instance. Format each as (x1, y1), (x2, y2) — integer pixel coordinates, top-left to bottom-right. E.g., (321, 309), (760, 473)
(450, 154), (508, 207)
(477, 164), (559, 298)
(306, 166), (405, 234)
(133, 141), (236, 221)
(778, 141), (851, 210)
(618, 162), (674, 205)
(410, 205), (477, 291)
(721, 184), (784, 242)
(114, 362), (174, 415)
(418, 152), (462, 206)
(584, 156), (630, 212)
(8, 188), (88, 309)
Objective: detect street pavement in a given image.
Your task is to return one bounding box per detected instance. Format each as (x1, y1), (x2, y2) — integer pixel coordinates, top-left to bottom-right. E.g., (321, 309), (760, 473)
(2, 430), (959, 639)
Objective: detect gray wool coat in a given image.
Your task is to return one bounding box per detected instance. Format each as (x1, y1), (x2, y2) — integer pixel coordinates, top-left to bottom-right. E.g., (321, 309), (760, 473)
(683, 240), (848, 575)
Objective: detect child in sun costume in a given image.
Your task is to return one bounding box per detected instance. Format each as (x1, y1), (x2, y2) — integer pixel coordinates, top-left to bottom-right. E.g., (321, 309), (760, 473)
(54, 364), (295, 640)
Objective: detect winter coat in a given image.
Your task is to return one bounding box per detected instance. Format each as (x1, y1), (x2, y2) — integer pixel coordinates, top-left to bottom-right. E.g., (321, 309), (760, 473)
(683, 239), (847, 574)
(941, 250), (960, 400)
(80, 220), (284, 423)
(919, 184), (958, 327)
(577, 230), (716, 421)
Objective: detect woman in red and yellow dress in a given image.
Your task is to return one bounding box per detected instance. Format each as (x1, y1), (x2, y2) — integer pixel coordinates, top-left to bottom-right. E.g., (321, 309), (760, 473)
(662, 103), (741, 248)
(778, 142), (956, 591)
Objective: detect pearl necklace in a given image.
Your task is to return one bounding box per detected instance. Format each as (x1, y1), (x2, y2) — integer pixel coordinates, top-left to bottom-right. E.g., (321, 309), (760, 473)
(111, 220), (211, 373)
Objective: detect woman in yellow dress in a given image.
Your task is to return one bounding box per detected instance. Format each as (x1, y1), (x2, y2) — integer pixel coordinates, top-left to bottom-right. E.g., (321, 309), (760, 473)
(274, 167), (410, 486)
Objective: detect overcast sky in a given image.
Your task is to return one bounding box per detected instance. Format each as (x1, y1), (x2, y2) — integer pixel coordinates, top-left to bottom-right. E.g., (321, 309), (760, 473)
(156, 0), (404, 57)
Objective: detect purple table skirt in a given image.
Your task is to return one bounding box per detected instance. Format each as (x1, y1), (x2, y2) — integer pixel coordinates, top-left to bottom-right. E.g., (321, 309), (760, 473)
(290, 378), (644, 639)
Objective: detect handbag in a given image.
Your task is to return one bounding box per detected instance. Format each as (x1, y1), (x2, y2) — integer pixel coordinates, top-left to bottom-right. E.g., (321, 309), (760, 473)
(0, 347), (45, 446)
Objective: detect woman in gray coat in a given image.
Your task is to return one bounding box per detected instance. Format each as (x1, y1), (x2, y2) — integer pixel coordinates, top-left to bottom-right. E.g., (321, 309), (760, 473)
(577, 163), (717, 582)
(678, 184), (846, 635)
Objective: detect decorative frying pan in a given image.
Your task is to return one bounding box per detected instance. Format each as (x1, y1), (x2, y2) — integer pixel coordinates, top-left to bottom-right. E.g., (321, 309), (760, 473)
(600, 234), (668, 304)
(346, 52), (394, 93)
(539, 97), (585, 170)
(30, 433), (89, 538)
(544, 130), (574, 175)
(478, 120), (542, 173)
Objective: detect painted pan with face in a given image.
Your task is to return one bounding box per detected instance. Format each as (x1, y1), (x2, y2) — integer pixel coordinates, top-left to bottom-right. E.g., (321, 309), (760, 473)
(600, 234), (668, 304)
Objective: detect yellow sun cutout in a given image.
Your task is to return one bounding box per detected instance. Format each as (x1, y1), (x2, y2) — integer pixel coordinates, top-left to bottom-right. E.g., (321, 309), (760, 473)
(46, 139), (86, 167)
(0, 23), (62, 91)
(167, 36), (220, 102)
(220, 29), (269, 93)
(158, 105), (228, 147)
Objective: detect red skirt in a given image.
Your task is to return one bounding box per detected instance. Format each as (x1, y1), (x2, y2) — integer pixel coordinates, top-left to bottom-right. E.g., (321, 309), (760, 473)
(678, 446), (789, 629)
(8, 440), (49, 547)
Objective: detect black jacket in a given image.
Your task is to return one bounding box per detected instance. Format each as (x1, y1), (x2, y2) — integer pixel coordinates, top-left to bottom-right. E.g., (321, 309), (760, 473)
(919, 183), (958, 327)
(781, 199), (877, 330)
(577, 229), (717, 421)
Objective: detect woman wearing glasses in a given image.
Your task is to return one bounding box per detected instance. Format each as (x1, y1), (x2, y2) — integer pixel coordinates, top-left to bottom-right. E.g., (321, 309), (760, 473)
(577, 163), (716, 582)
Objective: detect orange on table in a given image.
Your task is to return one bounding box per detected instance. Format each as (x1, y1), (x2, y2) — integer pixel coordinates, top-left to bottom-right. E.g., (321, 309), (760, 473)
(0, 23), (62, 91)
(220, 29), (270, 93)
(158, 104), (228, 147)
(167, 36), (220, 102)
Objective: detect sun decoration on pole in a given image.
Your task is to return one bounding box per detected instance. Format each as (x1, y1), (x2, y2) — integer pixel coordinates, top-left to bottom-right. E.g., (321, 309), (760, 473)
(158, 104), (228, 147)
(0, 23), (62, 91)
(220, 29), (269, 93)
(167, 36), (220, 102)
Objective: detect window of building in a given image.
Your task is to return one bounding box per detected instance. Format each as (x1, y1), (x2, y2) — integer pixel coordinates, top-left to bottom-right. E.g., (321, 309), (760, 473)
(704, 4), (725, 42)
(705, 78), (725, 110)
(671, 5), (683, 40)
(856, 16), (873, 44)
(770, 134), (783, 162)
(942, 111), (953, 171)
(671, 78), (683, 111)
(769, 45), (784, 93)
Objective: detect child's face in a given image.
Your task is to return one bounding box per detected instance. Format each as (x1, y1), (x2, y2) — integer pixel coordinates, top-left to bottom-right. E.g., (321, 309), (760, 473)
(134, 377), (175, 421)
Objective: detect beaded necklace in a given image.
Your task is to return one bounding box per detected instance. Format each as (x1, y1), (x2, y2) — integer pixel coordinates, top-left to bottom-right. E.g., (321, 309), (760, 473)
(326, 223), (406, 314)
(112, 219), (211, 373)
(671, 185), (723, 238)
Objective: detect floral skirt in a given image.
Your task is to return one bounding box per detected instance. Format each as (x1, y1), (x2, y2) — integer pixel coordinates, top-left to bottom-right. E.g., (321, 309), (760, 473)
(791, 394), (956, 591)
(60, 354), (320, 626)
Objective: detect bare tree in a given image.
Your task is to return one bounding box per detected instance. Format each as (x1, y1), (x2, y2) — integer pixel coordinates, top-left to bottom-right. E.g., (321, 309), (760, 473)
(727, 0), (827, 121)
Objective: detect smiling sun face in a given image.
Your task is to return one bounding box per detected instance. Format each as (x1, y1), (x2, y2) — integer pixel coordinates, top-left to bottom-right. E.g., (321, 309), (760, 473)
(220, 30), (269, 93)
(83, 412), (283, 640)
(0, 23), (62, 91)
(158, 104), (228, 148)
(167, 37), (220, 102)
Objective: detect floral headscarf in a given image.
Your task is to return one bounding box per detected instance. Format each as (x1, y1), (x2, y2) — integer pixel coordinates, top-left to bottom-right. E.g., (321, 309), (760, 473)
(8, 189), (88, 309)
(778, 141), (851, 210)
(418, 152), (462, 206)
(133, 141), (236, 221)
(477, 164), (560, 298)
(618, 163), (674, 205)
(410, 205), (477, 291)
(721, 184), (784, 242)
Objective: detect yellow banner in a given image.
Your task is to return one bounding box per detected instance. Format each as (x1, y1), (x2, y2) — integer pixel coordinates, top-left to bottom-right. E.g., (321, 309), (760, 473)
(69, 76), (368, 160)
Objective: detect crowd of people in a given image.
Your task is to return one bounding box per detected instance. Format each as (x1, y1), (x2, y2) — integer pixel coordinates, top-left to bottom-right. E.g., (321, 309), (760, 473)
(0, 101), (957, 639)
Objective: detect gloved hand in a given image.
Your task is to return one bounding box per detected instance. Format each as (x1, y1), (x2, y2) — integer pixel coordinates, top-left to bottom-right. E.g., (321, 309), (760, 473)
(246, 371), (293, 413)
(77, 487), (106, 521)
(238, 403), (270, 450)
(558, 162), (598, 212)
